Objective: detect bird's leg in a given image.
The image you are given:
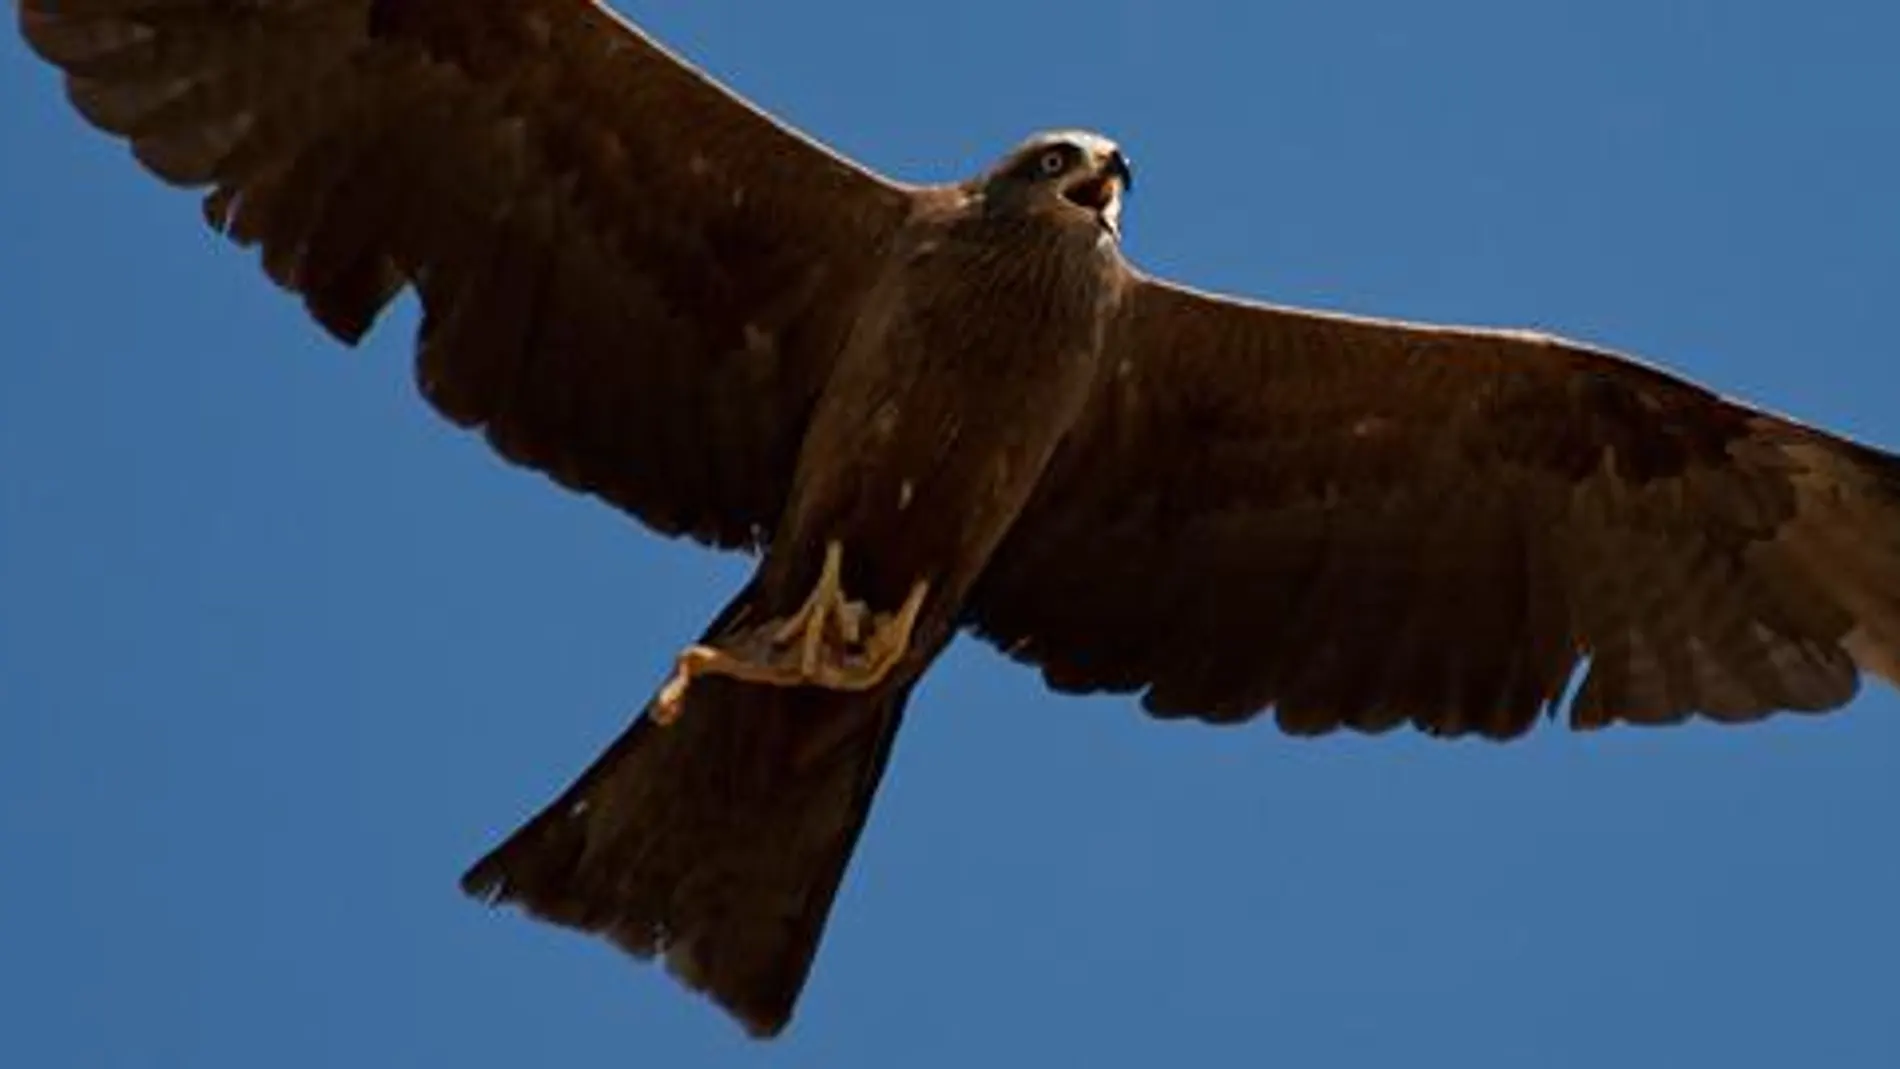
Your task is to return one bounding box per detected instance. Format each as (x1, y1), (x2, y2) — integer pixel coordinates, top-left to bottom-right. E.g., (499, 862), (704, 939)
(772, 540), (853, 678)
(652, 541), (926, 725)
(653, 644), (802, 725)
(832, 577), (929, 689)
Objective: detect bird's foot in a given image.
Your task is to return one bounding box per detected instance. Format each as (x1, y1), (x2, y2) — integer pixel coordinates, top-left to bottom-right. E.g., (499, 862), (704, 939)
(652, 542), (930, 725)
(767, 540), (862, 678)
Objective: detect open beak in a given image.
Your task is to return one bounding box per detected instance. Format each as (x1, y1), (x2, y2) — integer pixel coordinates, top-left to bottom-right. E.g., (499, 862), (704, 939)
(1063, 171), (1123, 212)
(1062, 149), (1131, 234)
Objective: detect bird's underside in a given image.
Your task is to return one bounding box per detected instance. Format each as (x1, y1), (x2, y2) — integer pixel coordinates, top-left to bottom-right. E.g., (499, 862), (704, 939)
(22, 0), (1900, 1041)
(655, 541), (930, 724)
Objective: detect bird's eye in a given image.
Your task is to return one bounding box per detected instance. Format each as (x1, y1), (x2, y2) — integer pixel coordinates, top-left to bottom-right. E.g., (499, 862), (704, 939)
(1038, 149), (1069, 176)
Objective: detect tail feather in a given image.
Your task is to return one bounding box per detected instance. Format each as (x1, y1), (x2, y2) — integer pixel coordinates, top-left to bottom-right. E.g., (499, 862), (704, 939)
(461, 605), (912, 1037)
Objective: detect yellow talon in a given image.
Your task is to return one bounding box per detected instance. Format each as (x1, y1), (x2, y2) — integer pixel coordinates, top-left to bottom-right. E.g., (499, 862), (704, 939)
(652, 540), (930, 725)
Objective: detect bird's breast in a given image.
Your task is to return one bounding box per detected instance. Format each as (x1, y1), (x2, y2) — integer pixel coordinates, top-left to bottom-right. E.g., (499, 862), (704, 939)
(767, 220), (1122, 611)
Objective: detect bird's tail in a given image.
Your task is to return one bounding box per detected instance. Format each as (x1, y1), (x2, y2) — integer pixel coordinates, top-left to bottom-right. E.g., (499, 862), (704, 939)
(460, 591), (913, 1038)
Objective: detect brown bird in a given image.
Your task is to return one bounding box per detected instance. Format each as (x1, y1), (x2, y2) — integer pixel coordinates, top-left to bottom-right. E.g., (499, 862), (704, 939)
(21, 0), (1900, 1039)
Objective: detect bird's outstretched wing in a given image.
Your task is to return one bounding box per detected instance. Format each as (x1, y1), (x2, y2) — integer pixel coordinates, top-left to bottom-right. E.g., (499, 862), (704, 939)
(968, 273), (1900, 738)
(21, 0), (917, 549)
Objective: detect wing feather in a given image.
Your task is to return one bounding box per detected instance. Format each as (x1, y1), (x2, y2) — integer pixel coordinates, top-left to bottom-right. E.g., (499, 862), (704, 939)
(22, 0), (918, 549)
(968, 274), (1900, 738)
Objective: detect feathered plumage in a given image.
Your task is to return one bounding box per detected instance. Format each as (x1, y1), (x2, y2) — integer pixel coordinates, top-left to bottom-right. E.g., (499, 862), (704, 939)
(23, 0), (1900, 1038)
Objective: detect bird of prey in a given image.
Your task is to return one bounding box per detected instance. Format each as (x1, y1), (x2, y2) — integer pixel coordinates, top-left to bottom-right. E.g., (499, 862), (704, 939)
(22, 0), (1900, 1039)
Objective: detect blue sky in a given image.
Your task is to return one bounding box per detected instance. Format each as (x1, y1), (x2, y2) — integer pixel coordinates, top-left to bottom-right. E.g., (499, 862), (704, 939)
(3, 2), (1897, 1066)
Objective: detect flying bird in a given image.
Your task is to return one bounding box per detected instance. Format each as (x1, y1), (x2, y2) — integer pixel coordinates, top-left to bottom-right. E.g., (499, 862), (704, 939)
(22, 0), (1900, 1039)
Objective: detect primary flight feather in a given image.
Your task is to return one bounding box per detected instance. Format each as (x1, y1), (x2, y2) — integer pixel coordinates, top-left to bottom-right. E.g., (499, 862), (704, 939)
(22, 0), (1900, 1038)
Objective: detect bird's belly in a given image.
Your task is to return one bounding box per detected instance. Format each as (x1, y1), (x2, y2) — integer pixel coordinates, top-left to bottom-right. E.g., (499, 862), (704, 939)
(761, 220), (1118, 624)
(765, 344), (1098, 621)
(849, 417), (1038, 591)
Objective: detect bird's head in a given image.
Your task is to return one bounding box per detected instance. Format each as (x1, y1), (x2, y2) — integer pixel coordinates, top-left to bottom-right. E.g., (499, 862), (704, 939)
(982, 130), (1133, 238)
